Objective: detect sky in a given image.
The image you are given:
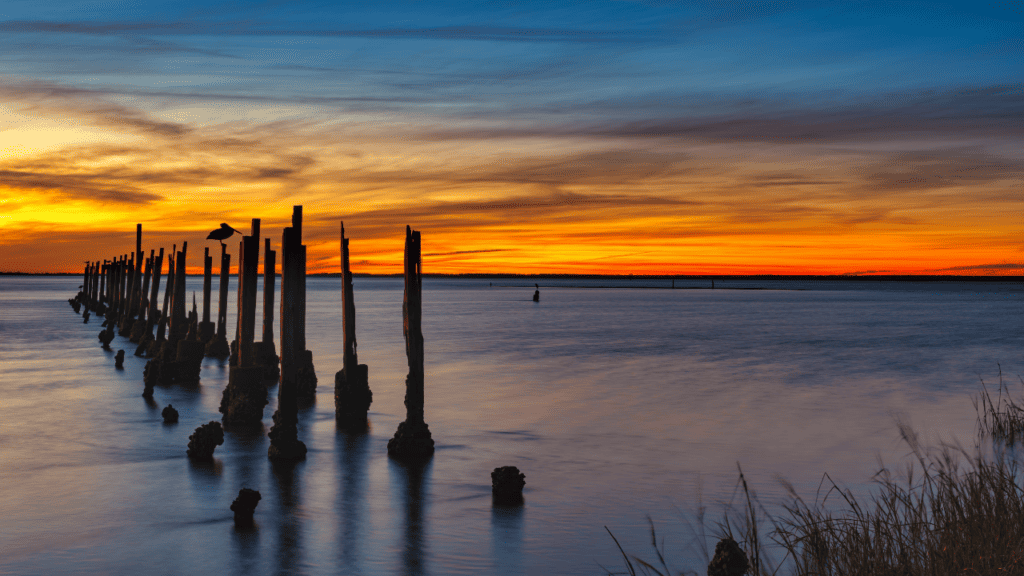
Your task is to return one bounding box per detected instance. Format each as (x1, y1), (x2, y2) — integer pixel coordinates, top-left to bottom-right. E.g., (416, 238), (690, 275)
(1, 0), (1022, 275)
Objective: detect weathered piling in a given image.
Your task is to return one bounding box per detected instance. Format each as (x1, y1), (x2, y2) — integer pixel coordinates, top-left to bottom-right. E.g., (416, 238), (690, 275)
(136, 248), (164, 356)
(280, 206), (317, 400)
(97, 260), (107, 314)
(269, 207), (310, 460)
(220, 219), (268, 426)
(121, 224), (144, 335)
(335, 222), (372, 428)
(118, 251), (135, 335)
(198, 247), (215, 344)
(149, 247), (175, 356)
(129, 251), (154, 342)
(253, 238), (280, 382)
(206, 243), (231, 357)
(388, 226), (435, 459)
(170, 242), (188, 342)
(143, 243), (204, 390)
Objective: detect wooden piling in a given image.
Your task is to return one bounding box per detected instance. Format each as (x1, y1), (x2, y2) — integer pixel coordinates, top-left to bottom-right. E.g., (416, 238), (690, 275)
(335, 221), (372, 426)
(220, 219), (267, 425)
(237, 220), (260, 367)
(129, 251), (154, 342)
(136, 248), (163, 357)
(170, 243), (188, 342)
(253, 238), (280, 382)
(268, 207), (308, 459)
(205, 243), (231, 357)
(262, 238), (276, 346)
(280, 206), (317, 399)
(387, 225), (434, 459)
(198, 247), (215, 343)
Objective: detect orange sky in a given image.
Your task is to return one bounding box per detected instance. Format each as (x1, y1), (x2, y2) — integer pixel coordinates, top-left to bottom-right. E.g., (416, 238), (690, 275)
(1, 5), (1022, 275)
(2, 103), (1020, 276)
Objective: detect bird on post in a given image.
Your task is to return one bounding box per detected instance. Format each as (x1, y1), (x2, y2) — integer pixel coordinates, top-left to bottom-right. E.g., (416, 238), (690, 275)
(206, 223), (242, 246)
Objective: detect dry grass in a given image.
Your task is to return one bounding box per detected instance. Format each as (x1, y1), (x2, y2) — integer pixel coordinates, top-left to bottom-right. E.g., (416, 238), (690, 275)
(607, 371), (1024, 575)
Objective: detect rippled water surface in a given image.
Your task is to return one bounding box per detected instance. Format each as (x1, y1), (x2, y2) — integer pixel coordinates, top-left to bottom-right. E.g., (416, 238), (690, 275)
(1, 276), (1022, 575)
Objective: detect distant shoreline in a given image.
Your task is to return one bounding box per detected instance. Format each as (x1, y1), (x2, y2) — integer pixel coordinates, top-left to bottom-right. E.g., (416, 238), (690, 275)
(3, 271), (1021, 282)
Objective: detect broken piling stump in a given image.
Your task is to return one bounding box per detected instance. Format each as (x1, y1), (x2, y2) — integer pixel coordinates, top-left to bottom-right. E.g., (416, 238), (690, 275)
(388, 226), (435, 460)
(220, 219), (268, 426)
(335, 221), (372, 428)
(707, 537), (749, 576)
(491, 466), (526, 505)
(162, 404), (179, 423)
(186, 421), (224, 461)
(231, 488), (261, 525)
(115, 349), (125, 369)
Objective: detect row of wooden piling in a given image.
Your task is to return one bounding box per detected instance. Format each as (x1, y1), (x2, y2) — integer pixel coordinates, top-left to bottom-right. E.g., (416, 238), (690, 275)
(70, 207), (433, 461)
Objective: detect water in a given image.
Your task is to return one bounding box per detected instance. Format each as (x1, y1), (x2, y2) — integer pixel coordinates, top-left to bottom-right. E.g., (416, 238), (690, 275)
(1, 275), (1022, 575)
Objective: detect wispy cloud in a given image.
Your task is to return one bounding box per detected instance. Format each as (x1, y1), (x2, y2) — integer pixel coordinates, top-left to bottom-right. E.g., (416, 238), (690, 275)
(0, 20), (667, 44)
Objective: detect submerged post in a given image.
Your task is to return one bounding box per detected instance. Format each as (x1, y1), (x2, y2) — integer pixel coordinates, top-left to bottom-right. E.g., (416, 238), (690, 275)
(335, 221), (372, 428)
(388, 225), (434, 459)
(220, 219), (267, 425)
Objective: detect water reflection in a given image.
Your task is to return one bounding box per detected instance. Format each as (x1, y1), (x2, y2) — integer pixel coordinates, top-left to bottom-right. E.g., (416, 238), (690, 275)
(389, 457), (432, 576)
(231, 519), (260, 576)
(491, 504), (525, 576)
(225, 423), (267, 489)
(271, 460), (305, 574)
(336, 428), (370, 573)
(187, 458), (223, 489)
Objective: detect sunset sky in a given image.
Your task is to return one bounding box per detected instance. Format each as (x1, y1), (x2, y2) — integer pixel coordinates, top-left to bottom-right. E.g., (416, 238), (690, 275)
(1, 1), (1022, 275)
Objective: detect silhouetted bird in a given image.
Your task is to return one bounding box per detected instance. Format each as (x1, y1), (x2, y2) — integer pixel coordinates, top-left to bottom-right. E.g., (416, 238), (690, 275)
(533, 283), (540, 302)
(206, 223), (242, 246)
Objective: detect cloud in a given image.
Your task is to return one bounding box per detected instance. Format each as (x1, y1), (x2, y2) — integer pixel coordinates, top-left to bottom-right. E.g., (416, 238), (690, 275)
(860, 148), (1024, 192)
(937, 263), (1024, 272)
(417, 85), (1024, 144)
(0, 20), (665, 44)
(0, 169), (162, 204)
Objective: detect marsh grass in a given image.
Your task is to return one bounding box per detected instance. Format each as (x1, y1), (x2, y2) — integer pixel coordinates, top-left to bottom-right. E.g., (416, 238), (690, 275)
(973, 365), (1024, 446)
(607, 374), (1024, 575)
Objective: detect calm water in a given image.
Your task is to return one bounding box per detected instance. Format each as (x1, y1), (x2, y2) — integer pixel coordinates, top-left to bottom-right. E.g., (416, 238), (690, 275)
(1, 276), (1022, 575)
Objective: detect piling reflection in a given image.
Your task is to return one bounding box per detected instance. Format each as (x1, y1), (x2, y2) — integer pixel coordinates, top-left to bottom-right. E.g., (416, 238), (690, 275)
(271, 459), (304, 574)
(336, 428), (370, 573)
(389, 457), (432, 576)
(227, 423), (267, 490)
(491, 504), (525, 575)
(186, 458), (223, 493)
(231, 518), (260, 576)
